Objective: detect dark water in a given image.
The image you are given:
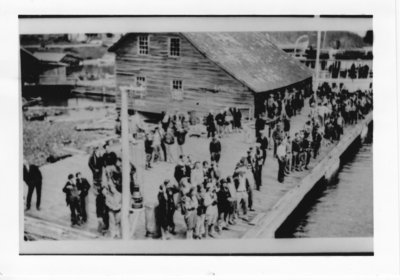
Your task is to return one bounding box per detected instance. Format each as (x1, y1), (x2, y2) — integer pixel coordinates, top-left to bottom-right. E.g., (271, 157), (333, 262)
(292, 142), (373, 238)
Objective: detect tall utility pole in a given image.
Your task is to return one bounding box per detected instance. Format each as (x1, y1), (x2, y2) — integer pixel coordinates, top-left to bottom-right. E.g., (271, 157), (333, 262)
(314, 27), (322, 103)
(120, 86), (131, 240)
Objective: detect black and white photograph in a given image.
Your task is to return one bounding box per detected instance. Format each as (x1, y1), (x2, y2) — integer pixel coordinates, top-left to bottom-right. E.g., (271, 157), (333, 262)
(18, 16), (376, 254)
(0, 0), (399, 277)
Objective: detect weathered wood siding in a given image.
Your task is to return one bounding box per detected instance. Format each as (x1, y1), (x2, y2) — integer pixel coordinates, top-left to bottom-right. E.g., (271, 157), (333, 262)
(113, 33), (254, 114)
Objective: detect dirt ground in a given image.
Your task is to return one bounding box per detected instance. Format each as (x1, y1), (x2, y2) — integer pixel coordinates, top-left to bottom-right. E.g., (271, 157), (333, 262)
(22, 106), (116, 166)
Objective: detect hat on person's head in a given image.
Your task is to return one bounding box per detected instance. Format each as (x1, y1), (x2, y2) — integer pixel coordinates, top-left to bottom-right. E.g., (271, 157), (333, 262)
(164, 179), (170, 185)
(68, 174), (74, 180)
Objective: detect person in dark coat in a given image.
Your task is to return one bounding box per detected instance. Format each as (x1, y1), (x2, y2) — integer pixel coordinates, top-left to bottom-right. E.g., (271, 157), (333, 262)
(217, 179), (231, 230)
(103, 142), (117, 168)
(302, 136), (312, 170)
(256, 131), (269, 165)
(255, 115), (265, 139)
(174, 155), (191, 184)
(23, 160), (42, 211)
(209, 136), (222, 164)
(157, 180), (179, 238)
(157, 182), (169, 239)
(206, 112), (216, 138)
(75, 172), (91, 223)
(62, 174), (82, 226)
(88, 146), (104, 193)
(282, 114), (291, 133)
(254, 145), (264, 190)
(96, 188), (109, 233)
(175, 126), (188, 157)
(235, 108), (242, 130)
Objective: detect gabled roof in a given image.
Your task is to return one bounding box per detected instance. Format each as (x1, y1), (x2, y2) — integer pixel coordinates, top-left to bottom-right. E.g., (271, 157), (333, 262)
(182, 33), (313, 93)
(109, 32), (313, 93)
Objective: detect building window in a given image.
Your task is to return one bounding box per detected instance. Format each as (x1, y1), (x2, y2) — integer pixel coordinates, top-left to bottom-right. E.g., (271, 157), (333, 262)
(169, 38), (180, 57)
(136, 76), (146, 88)
(171, 80), (183, 100)
(172, 80), (182, 90)
(138, 35), (149, 55)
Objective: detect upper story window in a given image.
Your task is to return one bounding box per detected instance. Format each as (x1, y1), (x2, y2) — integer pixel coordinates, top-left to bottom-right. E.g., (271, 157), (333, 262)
(138, 35), (149, 55)
(169, 38), (180, 57)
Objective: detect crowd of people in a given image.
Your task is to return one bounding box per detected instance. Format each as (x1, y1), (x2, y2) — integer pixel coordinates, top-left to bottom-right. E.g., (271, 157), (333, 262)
(23, 82), (373, 240)
(271, 83), (373, 183)
(157, 145), (267, 240)
(127, 107), (243, 170)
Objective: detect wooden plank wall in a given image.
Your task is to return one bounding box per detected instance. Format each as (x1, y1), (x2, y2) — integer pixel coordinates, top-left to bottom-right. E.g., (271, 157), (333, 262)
(113, 33), (254, 115)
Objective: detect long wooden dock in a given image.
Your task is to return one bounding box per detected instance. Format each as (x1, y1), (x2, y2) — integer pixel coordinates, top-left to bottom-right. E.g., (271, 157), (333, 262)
(23, 103), (372, 241)
(242, 112), (373, 239)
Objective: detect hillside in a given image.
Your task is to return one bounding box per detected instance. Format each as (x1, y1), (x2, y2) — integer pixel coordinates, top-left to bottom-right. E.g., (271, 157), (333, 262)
(265, 31), (372, 49)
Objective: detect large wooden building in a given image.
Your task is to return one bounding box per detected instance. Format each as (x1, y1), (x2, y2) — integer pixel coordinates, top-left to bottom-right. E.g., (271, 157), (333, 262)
(109, 32), (313, 117)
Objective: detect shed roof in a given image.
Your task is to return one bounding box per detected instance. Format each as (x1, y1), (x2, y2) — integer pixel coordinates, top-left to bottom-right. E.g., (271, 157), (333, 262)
(182, 32), (313, 93)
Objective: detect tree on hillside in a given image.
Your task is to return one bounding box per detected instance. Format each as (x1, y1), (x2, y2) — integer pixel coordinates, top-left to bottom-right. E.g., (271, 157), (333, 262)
(363, 30), (373, 45)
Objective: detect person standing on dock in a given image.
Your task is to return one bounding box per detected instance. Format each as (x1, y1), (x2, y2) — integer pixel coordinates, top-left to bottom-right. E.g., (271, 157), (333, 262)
(175, 124), (188, 158)
(206, 111), (216, 138)
(272, 122), (284, 158)
(157, 179), (178, 238)
(88, 146), (108, 233)
(184, 187), (198, 239)
(255, 114), (265, 139)
(23, 159), (42, 211)
(209, 136), (222, 164)
(276, 141), (287, 183)
(75, 172), (91, 223)
(215, 110), (225, 137)
(163, 124), (176, 163)
(254, 144), (264, 191)
(63, 174), (82, 227)
(88, 146), (104, 193)
(144, 131), (154, 170)
(174, 155), (191, 185)
(257, 130), (269, 165)
(103, 142), (117, 169)
(233, 167), (249, 220)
